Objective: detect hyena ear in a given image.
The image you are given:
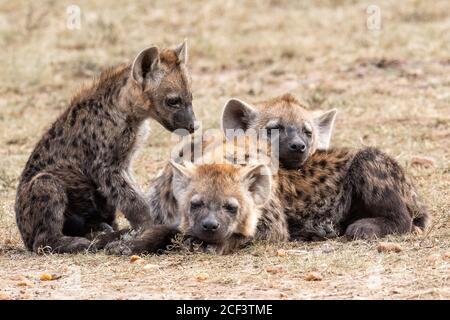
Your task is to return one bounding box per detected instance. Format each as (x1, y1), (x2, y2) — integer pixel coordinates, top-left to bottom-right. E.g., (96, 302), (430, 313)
(240, 164), (272, 207)
(174, 39), (188, 64)
(313, 109), (337, 150)
(131, 46), (160, 87)
(169, 160), (195, 201)
(221, 98), (258, 137)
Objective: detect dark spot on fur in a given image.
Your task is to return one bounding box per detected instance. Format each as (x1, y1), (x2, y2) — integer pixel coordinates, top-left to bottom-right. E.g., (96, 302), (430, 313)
(319, 159), (327, 168)
(319, 175), (327, 183)
(48, 127), (56, 138)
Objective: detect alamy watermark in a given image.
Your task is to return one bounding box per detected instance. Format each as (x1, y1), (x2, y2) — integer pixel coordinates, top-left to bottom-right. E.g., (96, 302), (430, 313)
(66, 5), (81, 30)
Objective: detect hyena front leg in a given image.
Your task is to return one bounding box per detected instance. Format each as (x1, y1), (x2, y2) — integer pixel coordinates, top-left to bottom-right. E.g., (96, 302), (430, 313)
(98, 170), (152, 230)
(16, 173), (91, 253)
(104, 225), (180, 255)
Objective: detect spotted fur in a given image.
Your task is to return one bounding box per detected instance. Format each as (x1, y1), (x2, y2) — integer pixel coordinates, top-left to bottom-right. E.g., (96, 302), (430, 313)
(15, 41), (196, 253)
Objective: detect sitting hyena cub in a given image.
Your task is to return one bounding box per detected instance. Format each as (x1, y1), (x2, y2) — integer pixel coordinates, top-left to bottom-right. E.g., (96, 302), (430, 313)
(15, 41), (197, 253)
(103, 94), (429, 255)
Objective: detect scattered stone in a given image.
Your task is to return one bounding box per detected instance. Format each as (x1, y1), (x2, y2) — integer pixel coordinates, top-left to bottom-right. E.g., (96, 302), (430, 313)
(266, 266), (285, 274)
(39, 273), (53, 281)
(304, 272), (323, 281)
(195, 273), (209, 281)
(276, 249), (287, 257)
(411, 156), (435, 168)
(130, 255), (144, 264)
(377, 242), (403, 253)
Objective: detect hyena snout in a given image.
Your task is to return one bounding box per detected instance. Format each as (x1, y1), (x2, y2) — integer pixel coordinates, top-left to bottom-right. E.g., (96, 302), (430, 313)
(201, 216), (220, 231)
(192, 213), (228, 243)
(171, 105), (198, 134)
(279, 131), (310, 169)
(288, 139), (307, 153)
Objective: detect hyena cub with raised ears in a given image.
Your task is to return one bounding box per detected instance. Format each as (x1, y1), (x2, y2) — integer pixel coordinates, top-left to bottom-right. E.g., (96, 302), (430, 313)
(222, 95), (429, 240)
(221, 94), (337, 169)
(16, 40), (197, 253)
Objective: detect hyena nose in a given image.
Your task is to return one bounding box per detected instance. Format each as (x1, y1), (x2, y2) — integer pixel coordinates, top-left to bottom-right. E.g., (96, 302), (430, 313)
(202, 219), (220, 232)
(189, 121), (199, 133)
(288, 142), (306, 153)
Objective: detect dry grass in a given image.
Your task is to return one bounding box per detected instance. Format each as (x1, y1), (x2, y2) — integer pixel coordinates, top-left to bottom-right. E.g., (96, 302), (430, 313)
(0, 0), (449, 300)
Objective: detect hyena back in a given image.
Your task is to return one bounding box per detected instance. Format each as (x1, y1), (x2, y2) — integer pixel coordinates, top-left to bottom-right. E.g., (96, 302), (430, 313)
(15, 41), (196, 253)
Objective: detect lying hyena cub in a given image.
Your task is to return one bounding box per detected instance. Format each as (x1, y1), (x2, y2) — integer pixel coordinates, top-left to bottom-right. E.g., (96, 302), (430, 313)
(15, 41), (197, 253)
(147, 94), (336, 225)
(103, 98), (429, 255)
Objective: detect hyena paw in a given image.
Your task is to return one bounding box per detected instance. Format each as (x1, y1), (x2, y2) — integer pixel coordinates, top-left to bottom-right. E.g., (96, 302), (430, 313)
(98, 222), (114, 233)
(104, 241), (132, 256)
(345, 219), (382, 240)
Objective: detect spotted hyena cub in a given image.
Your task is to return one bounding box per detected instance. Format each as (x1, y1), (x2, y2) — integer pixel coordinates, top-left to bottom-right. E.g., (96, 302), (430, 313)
(147, 94), (335, 225)
(103, 94), (429, 255)
(15, 41), (197, 253)
(221, 95), (429, 241)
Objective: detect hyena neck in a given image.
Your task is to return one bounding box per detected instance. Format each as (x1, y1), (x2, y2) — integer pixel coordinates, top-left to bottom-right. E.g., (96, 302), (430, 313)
(84, 65), (151, 127)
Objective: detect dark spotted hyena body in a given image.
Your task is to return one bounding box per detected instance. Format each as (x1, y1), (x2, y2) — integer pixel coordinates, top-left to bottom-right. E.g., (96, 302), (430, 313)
(15, 42), (196, 253)
(260, 147), (428, 242)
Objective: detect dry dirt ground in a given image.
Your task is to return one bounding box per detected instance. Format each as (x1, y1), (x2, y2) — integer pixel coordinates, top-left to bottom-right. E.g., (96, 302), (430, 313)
(0, 0), (449, 300)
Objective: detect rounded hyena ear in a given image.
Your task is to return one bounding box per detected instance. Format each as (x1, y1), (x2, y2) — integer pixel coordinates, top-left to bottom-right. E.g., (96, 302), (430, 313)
(131, 46), (160, 87)
(240, 164), (272, 207)
(169, 160), (195, 201)
(313, 108), (337, 150)
(174, 39), (188, 64)
(221, 98), (258, 138)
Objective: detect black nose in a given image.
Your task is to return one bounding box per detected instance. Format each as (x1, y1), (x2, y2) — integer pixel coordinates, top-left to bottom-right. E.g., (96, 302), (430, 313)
(202, 219), (219, 231)
(188, 122), (199, 133)
(288, 142), (307, 153)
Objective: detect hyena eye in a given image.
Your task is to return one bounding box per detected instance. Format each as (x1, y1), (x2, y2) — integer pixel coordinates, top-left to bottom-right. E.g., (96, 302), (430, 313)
(190, 199), (204, 210)
(266, 124), (284, 135)
(223, 203), (238, 214)
(303, 128), (312, 137)
(165, 96), (182, 108)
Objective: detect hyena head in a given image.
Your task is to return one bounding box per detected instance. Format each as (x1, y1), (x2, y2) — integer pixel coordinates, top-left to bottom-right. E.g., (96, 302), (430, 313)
(221, 94), (337, 169)
(127, 40), (197, 134)
(169, 161), (272, 244)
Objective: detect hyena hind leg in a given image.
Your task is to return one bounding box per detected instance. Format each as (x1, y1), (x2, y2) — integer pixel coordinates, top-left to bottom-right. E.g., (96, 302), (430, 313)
(19, 174), (92, 254)
(345, 148), (413, 240)
(345, 216), (411, 240)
